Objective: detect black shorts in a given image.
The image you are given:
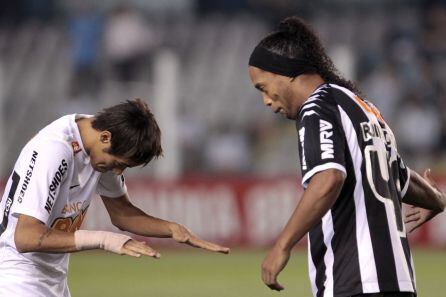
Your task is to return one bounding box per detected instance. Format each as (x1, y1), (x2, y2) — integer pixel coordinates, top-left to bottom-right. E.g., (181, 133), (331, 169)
(352, 293), (415, 297)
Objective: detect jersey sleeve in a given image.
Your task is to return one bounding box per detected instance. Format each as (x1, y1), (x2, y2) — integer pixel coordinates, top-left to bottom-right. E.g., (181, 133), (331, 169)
(297, 99), (347, 188)
(96, 171), (127, 198)
(397, 154), (410, 198)
(11, 140), (72, 225)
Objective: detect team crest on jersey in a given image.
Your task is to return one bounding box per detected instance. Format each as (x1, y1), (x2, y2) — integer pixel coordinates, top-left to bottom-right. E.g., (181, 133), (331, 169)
(52, 206), (89, 232)
(71, 141), (81, 154)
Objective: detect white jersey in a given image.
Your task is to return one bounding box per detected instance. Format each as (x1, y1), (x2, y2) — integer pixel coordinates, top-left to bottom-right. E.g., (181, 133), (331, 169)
(0, 114), (127, 297)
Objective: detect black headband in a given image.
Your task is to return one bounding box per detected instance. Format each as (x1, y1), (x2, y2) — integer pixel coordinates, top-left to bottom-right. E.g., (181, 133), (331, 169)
(248, 46), (316, 77)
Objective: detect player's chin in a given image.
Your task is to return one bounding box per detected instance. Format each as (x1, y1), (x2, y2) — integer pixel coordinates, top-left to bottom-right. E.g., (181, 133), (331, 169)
(285, 110), (297, 120)
(93, 165), (107, 173)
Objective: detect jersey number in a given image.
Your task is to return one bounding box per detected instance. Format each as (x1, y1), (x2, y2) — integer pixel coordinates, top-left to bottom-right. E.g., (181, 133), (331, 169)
(0, 171), (21, 236)
(364, 145), (405, 237)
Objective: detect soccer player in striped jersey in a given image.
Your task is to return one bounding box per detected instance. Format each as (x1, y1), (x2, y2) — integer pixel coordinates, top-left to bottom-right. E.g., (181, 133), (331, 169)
(248, 16), (445, 297)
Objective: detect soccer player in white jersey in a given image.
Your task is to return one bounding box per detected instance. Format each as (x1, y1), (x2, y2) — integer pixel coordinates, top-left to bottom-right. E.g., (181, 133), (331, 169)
(0, 99), (229, 297)
(248, 16), (445, 297)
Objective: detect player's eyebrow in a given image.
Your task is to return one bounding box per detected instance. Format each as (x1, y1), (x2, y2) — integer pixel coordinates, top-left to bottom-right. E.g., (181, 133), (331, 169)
(254, 83), (264, 91)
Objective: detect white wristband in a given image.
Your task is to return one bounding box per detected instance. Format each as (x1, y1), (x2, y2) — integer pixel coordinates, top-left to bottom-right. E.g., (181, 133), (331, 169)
(74, 230), (131, 254)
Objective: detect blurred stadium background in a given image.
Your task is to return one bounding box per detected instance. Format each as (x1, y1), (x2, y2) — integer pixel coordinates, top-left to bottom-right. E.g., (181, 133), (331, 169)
(0, 0), (445, 296)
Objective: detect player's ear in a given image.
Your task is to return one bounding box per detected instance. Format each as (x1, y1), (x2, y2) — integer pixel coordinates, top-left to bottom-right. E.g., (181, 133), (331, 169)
(99, 131), (112, 144)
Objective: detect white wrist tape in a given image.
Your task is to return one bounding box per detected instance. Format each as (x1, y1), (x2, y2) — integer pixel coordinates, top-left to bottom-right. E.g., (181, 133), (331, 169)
(74, 230), (131, 254)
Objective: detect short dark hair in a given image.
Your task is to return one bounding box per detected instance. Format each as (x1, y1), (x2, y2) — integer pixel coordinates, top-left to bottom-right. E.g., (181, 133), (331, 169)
(257, 16), (361, 95)
(92, 98), (163, 166)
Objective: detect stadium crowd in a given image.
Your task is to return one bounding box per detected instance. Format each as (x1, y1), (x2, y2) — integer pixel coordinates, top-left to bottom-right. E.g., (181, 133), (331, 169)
(0, 0), (445, 177)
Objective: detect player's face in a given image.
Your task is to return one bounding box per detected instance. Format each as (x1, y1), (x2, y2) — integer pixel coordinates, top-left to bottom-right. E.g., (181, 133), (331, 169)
(89, 131), (137, 175)
(248, 66), (298, 119)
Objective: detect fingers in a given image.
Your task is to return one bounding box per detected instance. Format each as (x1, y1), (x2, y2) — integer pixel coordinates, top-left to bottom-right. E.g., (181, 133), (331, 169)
(261, 264), (284, 291)
(121, 246), (142, 258)
(405, 206), (418, 216)
(267, 282), (285, 291)
(404, 209), (420, 223)
(187, 236), (230, 254)
(404, 215), (420, 224)
(171, 223), (230, 253)
(405, 215), (418, 224)
(404, 207), (422, 231)
(260, 246), (290, 292)
(122, 240), (161, 259)
(423, 168), (440, 191)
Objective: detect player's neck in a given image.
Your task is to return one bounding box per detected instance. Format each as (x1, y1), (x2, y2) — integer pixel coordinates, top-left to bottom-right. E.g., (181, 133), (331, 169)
(76, 117), (96, 155)
(291, 74), (326, 106)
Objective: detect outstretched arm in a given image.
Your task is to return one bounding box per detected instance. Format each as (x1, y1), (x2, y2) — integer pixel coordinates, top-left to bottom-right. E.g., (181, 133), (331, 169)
(14, 214), (159, 258)
(261, 169), (345, 291)
(404, 169), (445, 232)
(101, 194), (230, 254)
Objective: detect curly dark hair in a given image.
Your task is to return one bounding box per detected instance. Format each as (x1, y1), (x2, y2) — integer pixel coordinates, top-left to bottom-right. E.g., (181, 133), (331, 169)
(92, 98), (163, 166)
(257, 16), (361, 95)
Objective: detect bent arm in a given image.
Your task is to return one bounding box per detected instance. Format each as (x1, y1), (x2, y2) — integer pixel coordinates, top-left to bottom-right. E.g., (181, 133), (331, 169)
(101, 194), (230, 253)
(403, 169), (445, 212)
(14, 214), (77, 253)
(275, 168), (345, 251)
(101, 194), (173, 237)
(14, 214), (153, 257)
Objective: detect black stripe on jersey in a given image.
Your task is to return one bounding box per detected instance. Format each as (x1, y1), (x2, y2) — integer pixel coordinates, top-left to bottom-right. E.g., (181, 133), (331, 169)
(388, 161), (405, 233)
(331, 87), (400, 292)
(400, 237), (416, 292)
(309, 221), (327, 297)
(0, 171), (20, 236)
(332, 146), (363, 296)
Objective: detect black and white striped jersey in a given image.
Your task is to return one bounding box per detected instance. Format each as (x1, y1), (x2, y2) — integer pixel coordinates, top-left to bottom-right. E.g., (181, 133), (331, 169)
(296, 84), (415, 297)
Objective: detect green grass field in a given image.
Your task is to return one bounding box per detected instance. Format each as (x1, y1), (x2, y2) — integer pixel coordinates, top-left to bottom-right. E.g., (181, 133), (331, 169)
(68, 249), (445, 297)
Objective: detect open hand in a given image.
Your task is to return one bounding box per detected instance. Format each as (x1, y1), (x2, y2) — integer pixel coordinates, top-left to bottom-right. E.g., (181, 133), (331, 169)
(423, 169), (443, 193)
(405, 169), (444, 233)
(405, 206), (439, 233)
(169, 223), (230, 254)
(121, 239), (161, 259)
(261, 245), (290, 291)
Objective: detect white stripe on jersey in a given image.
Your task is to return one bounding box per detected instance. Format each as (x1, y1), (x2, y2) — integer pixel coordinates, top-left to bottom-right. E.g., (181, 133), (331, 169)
(308, 240), (318, 296)
(388, 216), (414, 291)
(301, 103), (321, 112)
(306, 92), (325, 104)
(302, 162), (346, 188)
(301, 110), (320, 120)
(322, 210), (335, 297)
(401, 167), (411, 198)
(335, 86), (415, 292)
(338, 106), (379, 293)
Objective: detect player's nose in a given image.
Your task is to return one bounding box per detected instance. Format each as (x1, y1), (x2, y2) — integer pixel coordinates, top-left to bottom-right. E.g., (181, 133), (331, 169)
(263, 94), (272, 107)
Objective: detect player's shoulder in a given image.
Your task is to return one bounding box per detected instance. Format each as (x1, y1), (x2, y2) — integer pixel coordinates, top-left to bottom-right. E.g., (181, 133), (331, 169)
(14, 135), (73, 177)
(297, 84), (338, 121)
(28, 115), (78, 160)
(26, 138), (73, 165)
